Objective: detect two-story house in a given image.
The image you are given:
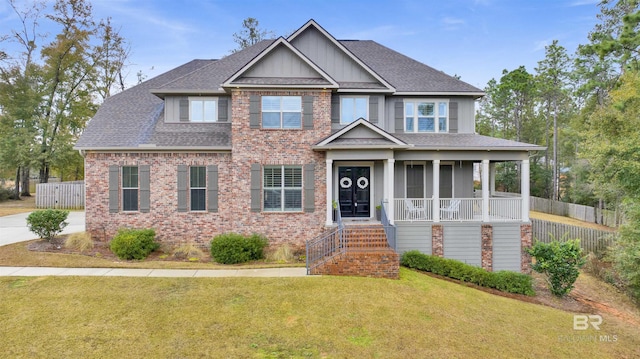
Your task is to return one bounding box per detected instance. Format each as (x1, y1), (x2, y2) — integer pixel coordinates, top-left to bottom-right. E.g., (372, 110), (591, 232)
(75, 20), (542, 275)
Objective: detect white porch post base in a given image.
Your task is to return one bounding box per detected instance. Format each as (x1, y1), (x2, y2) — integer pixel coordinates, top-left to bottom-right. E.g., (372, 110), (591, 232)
(482, 159), (490, 222)
(433, 159), (440, 223)
(388, 159), (395, 225)
(325, 159), (333, 226)
(522, 159), (530, 222)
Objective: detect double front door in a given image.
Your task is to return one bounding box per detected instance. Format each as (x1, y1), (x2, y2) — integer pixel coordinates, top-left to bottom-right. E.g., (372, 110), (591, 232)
(338, 166), (370, 217)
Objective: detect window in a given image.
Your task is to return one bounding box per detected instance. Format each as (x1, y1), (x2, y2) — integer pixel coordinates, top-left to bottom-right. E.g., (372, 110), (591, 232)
(190, 98), (217, 122)
(190, 166), (206, 211)
(263, 166), (302, 211)
(341, 97), (368, 124)
(122, 166), (138, 211)
(406, 164), (425, 198)
(405, 100), (448, 133)
(262, 96), (301, 129)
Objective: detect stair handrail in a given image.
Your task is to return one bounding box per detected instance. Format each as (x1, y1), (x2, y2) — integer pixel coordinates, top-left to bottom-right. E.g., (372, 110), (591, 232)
(306, 204), (345, 274)
(381, 200), (396, 251)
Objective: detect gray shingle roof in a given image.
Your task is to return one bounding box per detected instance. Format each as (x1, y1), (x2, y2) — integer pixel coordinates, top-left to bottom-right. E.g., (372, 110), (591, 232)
(341, 40), (483, 94)
(76, 29), (487, 150)
(75, 59), (216, 149)
(395, 133), (542, 150)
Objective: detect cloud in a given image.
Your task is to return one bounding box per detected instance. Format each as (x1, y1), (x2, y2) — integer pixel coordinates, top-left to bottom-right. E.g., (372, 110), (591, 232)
(568, 0), (599, 6)
(533, 39), (550, 52)
(442, 17), (466, 30)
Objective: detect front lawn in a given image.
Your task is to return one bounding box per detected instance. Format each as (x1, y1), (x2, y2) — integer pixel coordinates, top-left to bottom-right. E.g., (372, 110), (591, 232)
(1, 268), (638, 358)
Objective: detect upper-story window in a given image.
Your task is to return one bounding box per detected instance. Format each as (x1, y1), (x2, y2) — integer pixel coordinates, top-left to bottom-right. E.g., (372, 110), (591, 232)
(405, 100), (448, 133)
(262, 96), (301, 129)
(341, 97), (368, 124)
(190, 97), (217, 122)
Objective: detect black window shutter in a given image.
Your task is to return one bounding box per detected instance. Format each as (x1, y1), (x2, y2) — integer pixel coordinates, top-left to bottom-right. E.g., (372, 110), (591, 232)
(394, 101), (404, 133)
(250, 164), (261, 212)
(207, 165), (219, 212)
(303, 96), (314, 129)
(304, 164), (315, 213)
(369, 96), (378, 123)
(108, 165), (119, 213)
(139, 165), (150, 213)
(331, 94), (340, 124)
(177, 165), (188, 212)
(179, 98), (189, 122)
(449, 102), (458, 133)
(249, 95), (260, 129)
(218, 98), (228, 122)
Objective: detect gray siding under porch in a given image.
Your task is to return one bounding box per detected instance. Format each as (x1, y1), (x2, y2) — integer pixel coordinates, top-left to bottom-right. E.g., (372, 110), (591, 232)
(492, 223), (522, 272)
(396, 223), (432, 254)
(396, 222), (523, 272)
(443, 224), (481, 267)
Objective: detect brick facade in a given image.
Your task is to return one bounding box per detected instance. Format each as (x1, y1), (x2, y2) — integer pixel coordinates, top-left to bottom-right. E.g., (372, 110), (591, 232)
(84, 89), (333, 249)
(481, 224), (493, 272)
(432, 225), (444, 257)
(520, 223), (533, 274)
(310, 251), (399, 279)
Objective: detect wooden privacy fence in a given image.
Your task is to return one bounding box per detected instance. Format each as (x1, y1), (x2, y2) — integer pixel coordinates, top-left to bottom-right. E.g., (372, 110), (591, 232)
(529, 196), (621, 228)
(531, 218), (616, 254)
(36, 181), (85, 209)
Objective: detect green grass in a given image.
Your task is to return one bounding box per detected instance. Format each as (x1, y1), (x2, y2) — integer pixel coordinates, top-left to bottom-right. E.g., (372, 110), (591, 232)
(1, 268), (638, 358)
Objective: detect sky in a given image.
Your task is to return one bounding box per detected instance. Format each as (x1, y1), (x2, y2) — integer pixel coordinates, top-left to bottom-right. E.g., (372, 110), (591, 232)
(0, 0), (604, 90)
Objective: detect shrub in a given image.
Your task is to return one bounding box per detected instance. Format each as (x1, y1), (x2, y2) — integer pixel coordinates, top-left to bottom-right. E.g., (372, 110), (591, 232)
(65, 232), (94, 253)
(26, 209), (69, 241)
(401, 250), (534, 296)
(172, 243), (206, 261)
(526, 238), (585, 297)
(110, 228), (159, 260)
(0, 187), (15, 202)
(266, 243), (294, 263)
(210, 233), (269, 264)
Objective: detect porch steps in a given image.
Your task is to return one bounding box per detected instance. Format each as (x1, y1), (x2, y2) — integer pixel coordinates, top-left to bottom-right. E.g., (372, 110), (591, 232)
(310, 224), (399, 279)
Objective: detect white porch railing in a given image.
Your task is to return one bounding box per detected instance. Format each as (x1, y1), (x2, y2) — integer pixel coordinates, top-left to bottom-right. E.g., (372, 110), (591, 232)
(489, 197), (522, 222)
(395, 197), (523, 222)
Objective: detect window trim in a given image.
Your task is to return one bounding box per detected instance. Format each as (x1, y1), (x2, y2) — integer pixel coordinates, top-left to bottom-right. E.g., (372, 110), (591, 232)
(404, 99), (449, 133)
(263, 165), (303, 212)
(340, 96), (369, 125)
(261, 96), (302, 129)
(189, 166), (207, 212)
(122, 166), (139, 212)
(189, 96), (217, 122)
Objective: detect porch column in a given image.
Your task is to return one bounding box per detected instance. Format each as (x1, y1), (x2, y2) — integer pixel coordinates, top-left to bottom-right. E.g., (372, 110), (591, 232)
(490, 162), (496, 196)
(325, 159), (333, 226)
(433, 159), (440, 223)
(482, 159), (490, 222)
(387, 159), (395, 225)
(521, 159), (530, 222)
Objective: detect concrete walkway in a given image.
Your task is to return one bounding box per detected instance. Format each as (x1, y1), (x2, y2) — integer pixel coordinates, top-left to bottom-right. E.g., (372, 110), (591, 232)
(0, 211), (85, 247)
(0, 266), (308, 277)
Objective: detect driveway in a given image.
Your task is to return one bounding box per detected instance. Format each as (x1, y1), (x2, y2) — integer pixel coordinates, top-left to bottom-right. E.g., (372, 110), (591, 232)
(0, 211), (85, 247)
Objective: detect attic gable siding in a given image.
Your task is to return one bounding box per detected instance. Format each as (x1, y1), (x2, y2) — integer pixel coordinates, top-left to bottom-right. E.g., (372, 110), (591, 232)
(290, 26), (378, 83)
(243, 45), (320, 78)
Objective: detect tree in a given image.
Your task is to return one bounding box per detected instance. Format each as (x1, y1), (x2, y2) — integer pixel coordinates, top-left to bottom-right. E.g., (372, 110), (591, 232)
(535, 40), (574, 200)
(231, 18), (274, 53)
(0, 0), (131, 188)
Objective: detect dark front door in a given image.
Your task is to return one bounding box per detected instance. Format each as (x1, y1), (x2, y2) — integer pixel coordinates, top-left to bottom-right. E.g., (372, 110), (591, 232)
(338, 166), (370, 217)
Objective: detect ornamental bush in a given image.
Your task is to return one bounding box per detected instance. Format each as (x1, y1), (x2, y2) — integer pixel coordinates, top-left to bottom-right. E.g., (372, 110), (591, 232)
(526, 237), (585, 297)
(26, 209), (69, 241)
(110, 228), (159, 260)
(401, 250), (535, 296)
(210, 233), (269, 264)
